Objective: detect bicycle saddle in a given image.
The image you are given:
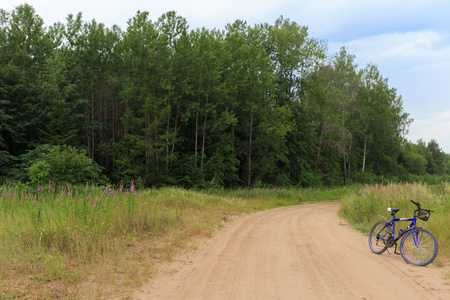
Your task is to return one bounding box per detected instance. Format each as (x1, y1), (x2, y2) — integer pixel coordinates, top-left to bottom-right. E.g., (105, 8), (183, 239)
(388, 208), (399, 214)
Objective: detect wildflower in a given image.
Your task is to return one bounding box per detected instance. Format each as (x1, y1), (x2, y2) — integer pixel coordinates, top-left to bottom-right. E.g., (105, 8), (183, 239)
(130, 184), (135, 193)
(32, 200), (37, 205)
(143, 202), (148, 206)
(93, 204), (96, 208)
(95, 197), (99, 202)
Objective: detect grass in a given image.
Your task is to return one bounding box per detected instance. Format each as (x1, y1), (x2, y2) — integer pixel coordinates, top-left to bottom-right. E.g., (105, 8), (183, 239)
(0, 184), (349, 299)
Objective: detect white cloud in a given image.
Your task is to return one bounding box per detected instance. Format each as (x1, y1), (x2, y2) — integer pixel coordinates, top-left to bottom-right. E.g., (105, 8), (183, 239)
(336, 31), (450, 65)
(408, 111), (450, 153)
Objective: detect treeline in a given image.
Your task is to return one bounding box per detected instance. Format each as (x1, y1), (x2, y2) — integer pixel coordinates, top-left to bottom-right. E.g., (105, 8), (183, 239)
(0, 4), (448, 187)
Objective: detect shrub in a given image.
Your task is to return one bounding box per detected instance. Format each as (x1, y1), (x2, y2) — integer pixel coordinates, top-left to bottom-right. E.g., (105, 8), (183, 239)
(23, 144), (107, 185)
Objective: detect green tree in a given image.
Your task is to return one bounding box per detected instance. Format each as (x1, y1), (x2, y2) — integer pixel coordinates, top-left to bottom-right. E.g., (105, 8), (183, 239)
(356, 64), (411, 178)
(224, 21), (293, 186)
(262, 17), (325, 186)
(427, 139), (445, 175)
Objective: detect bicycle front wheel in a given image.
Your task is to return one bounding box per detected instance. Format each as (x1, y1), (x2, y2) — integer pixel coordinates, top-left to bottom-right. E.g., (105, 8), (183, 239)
(369, 220), (389, 254)
(400, 228), (438, 266)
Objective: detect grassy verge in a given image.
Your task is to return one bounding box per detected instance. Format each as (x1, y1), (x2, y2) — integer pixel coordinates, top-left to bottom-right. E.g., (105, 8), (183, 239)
(339, 182), (450, 262)
(0, 184), (349, 299)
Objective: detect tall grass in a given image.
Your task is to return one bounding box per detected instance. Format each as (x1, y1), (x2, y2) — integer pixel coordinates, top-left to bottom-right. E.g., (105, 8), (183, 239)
(340, 183), (450, 259)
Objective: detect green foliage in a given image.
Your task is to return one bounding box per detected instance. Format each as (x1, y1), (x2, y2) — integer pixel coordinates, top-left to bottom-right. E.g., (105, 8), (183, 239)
(23, 144), (106, 184)
(0, 4), (448, 188)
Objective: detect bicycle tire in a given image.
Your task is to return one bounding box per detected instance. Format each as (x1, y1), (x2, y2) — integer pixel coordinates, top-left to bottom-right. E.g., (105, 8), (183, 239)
(369, 220), (389, 254)
(400, 228), (438, 266)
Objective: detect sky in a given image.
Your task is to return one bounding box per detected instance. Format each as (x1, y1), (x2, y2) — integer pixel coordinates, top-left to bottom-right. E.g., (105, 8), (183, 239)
(3, 0), (450, 153)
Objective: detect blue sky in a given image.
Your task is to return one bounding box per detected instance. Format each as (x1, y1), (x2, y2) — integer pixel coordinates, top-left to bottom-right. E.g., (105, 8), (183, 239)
(4, 0), (450, 152)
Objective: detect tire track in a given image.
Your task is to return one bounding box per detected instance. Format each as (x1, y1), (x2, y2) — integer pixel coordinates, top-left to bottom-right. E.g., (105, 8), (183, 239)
(132, 202), (450, 300)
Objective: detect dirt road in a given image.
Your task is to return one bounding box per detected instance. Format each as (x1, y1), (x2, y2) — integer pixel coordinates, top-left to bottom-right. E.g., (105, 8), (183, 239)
(132, 201), (450, 299)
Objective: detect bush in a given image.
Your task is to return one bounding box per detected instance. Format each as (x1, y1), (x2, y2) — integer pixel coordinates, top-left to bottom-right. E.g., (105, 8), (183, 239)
(22, 144), (107, 185)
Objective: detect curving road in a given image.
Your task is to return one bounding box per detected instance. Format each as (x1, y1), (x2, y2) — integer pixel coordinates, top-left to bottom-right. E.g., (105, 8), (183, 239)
(132, 201), (450, 300)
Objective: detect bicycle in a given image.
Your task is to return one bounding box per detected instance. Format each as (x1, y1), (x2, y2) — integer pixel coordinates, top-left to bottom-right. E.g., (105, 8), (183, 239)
(368, 200), (438, 266)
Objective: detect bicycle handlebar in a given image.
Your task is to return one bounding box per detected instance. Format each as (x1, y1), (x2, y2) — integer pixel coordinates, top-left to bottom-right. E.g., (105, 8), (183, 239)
(410, 199), (421, 209)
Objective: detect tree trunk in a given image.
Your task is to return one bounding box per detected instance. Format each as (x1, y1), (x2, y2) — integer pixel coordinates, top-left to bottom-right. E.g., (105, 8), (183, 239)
(201, 93), (209, 171)
(247, 107), (254, 187)
(362, 130), (367, 174)
(195, 107), (199, 168)
(316, 90), (329, 167)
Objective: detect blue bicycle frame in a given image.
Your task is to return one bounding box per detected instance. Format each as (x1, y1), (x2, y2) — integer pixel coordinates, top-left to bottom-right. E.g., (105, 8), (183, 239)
(377, 210), (419, 249)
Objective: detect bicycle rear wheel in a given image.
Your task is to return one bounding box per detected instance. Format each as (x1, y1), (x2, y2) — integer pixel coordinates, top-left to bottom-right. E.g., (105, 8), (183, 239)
(400, 228), (438, 266)
(369, 220), (390, 254)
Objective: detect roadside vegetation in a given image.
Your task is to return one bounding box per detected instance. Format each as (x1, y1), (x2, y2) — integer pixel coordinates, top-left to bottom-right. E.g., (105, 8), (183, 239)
(0, 184), (347, 299)
(340, 182), (450, 259)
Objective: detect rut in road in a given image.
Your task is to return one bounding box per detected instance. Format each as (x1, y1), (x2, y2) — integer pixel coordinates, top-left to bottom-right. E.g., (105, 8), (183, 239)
(132, 201), (450, 300)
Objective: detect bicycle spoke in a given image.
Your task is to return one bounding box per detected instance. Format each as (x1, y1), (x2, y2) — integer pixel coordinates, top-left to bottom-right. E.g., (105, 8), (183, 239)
(401, 229), (438, 266)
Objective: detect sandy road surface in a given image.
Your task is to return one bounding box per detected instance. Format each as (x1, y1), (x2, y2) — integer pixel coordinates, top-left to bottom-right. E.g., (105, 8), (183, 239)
(132, 201), (450, 300)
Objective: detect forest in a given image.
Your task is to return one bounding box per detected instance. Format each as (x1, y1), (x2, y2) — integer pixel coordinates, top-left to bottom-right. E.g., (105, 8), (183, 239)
(1, 4), (449, 188)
